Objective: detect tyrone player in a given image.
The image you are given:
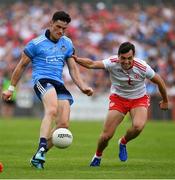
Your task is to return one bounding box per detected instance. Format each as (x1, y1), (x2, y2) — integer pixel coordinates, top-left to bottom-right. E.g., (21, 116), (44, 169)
(73, 41), (169, 166)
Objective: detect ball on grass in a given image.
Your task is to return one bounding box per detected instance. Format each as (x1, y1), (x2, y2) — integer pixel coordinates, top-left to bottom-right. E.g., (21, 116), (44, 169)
(52, 128), (73, 148)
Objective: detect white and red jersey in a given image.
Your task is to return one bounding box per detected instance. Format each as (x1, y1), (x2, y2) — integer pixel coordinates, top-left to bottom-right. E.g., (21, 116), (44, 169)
(103, 55), (155, 99)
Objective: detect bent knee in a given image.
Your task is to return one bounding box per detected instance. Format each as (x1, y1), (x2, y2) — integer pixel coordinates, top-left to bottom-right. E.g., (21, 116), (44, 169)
(46, 107), (58, 119)
(133, 124), (145, 132)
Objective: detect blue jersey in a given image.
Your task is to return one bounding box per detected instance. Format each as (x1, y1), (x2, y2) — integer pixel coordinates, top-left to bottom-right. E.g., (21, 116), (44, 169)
(24, 30), (74, 85)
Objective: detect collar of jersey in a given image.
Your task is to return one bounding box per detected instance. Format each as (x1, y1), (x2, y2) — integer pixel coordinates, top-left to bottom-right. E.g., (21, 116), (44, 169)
(45, 29), (58, 44)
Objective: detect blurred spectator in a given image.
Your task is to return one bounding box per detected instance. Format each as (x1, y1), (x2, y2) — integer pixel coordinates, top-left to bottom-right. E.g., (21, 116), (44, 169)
(0, 0), (175, 118)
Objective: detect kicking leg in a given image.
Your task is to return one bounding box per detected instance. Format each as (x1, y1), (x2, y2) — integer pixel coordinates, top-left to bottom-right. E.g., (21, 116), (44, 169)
(31, 88), (58, 169)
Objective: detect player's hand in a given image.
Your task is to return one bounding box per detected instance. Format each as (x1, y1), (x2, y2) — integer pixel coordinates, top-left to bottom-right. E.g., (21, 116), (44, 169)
(2, 90), (13, 101)
(159, 100), (169, 110)
(81, 87), (93, 96)
(72, 55), (78, 61)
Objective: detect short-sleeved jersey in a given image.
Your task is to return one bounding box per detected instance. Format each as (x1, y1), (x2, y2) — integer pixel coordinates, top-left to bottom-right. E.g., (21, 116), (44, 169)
(103, 56), (155, 99)
(24, 31), (74, 84)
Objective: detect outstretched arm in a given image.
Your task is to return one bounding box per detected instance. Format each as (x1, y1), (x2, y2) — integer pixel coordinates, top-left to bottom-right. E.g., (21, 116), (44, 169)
(67, 57), (93, 96)
(72, 55), (105, 69)
(150, 73), (168, 110)
(10, 52), (31, 86)
(2, 52), (30, 101)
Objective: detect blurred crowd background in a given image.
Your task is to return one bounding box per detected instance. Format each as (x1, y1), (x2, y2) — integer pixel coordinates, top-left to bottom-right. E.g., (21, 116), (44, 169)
(0, 0), (175, 119)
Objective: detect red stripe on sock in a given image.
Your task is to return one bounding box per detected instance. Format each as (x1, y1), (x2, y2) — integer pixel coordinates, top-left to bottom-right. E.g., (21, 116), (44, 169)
(121, 137), (127, 144)
(96, 151), (102, 157)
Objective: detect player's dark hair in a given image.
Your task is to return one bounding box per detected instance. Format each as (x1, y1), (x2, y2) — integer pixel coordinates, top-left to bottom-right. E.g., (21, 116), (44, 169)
(52, 11), (71, 23)
(118, 42), (135, 56)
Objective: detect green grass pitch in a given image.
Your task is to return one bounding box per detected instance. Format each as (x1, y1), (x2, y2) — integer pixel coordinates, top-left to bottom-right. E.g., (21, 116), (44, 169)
(0, 117), (175, 179)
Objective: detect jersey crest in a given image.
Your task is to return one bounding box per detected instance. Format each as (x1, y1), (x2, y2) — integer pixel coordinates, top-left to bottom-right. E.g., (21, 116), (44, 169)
(60, 45), (67, 52)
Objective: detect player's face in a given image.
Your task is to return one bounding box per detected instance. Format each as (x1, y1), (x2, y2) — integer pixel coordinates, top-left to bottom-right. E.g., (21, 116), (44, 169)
(50, 20), (68, 41)
(119, 50), (134, 70)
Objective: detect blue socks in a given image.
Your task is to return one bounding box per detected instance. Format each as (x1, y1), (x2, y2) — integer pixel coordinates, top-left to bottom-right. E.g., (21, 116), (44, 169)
(38, 137), (47, 151)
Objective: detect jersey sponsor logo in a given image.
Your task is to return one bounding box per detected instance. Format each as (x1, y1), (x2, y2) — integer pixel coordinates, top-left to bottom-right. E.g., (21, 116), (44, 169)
(46, 55), (64, 63)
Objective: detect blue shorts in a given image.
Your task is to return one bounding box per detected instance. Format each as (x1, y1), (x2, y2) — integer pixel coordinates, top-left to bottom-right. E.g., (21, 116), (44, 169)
(34, 78), (74, 105)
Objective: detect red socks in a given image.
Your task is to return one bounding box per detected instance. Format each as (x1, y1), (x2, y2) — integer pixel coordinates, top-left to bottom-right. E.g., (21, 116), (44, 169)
(95, 137), (127, 158)
(96, 150), (102, 157)
(121, 136), (127, 145)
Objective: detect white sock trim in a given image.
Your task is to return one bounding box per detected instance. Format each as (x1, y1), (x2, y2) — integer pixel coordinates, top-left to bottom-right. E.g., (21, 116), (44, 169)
(94, 154), (102, 159)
